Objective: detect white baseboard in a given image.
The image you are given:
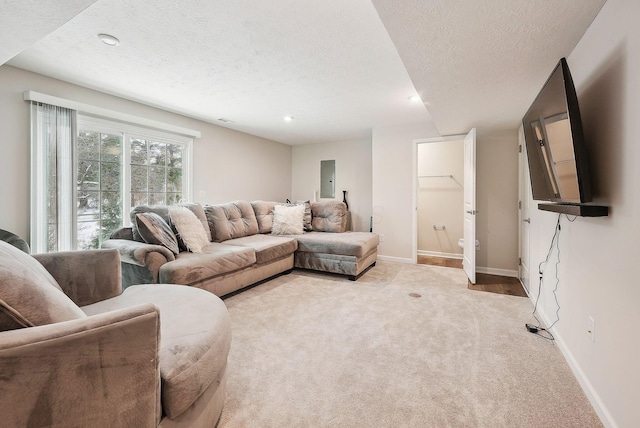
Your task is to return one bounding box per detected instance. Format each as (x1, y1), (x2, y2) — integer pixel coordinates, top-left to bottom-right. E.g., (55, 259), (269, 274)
(418, 250), (462, 260)
(532, 303), (617, 427)
(377, 255), (414, 264)
(476, 266), (519, 278)
(392, 252), (519, 278)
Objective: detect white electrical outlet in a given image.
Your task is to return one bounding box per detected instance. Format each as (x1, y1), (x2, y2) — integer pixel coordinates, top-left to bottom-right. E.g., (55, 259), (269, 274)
(588, 316), (595, 343)
(379, 234), (385, 242)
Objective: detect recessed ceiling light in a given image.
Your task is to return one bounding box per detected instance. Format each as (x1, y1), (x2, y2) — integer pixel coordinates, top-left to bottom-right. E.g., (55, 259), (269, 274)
(283, 116), (294, 122)
(98, 33), (120, 46)
(408, 95), (422, 103)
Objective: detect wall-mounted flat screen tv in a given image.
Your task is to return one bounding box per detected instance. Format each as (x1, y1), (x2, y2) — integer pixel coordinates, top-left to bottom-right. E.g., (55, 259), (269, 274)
(522, 57), (592, 203)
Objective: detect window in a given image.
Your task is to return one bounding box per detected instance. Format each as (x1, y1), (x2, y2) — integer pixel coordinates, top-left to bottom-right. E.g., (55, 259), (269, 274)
(128, 136), (185, 207)
(31, 101), (194, 253)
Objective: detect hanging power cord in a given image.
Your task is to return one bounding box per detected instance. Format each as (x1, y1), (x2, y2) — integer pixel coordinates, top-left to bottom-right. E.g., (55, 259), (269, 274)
(565, 214), (578, 222)
(526, 213), (563, 341)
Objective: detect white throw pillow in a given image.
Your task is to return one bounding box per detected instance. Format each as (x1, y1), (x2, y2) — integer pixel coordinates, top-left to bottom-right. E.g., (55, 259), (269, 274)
(271, 204), (305, 235)
(168, 206), (209, 252)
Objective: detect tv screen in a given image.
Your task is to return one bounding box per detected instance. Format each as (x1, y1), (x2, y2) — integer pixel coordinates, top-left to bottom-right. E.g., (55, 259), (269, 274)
(522, 58), (592, 203)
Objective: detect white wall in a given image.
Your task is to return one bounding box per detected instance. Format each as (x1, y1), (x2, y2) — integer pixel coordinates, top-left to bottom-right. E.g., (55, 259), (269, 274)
(291, 139), (372, 232)
(372, 123), (439, 261)
(476, 130), (520, 274)
(526, 0), (640, 425)
(0, 65), (292, 241)
(417, 140), (464, 256)
(373, 123), (519, 273)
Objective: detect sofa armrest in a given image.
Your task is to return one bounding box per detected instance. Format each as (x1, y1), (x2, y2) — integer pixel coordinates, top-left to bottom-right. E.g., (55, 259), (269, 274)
(102, 239), (175, 266)
(33, 248), (123, 306)
(0, 304), (161, 427)
(102, 239), (175, 286)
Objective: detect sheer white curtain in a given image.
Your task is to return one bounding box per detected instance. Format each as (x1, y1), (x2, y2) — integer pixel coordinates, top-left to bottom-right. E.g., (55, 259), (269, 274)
(30, 102), (76, 253)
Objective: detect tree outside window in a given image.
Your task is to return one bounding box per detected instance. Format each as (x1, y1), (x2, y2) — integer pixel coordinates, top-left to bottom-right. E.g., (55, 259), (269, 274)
(74, 129), (188, 250)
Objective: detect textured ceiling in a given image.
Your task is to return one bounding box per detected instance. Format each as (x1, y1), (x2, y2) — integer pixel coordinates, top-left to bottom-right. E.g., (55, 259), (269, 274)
(0, 0), (97, 64)
(7, 0), (432, 145)
(371, 0), (607, 135)
(4, 0), (607, 144)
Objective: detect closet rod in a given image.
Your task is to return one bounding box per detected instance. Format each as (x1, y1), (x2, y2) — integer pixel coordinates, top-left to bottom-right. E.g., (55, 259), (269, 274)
(418, 174), (453, 178)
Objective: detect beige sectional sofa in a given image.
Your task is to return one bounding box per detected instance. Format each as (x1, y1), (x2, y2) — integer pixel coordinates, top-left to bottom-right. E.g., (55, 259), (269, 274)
(103, 199), (379, 297)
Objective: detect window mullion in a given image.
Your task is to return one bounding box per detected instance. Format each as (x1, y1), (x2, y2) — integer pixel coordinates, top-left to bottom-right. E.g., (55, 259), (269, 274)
(123, 132), (132, 227)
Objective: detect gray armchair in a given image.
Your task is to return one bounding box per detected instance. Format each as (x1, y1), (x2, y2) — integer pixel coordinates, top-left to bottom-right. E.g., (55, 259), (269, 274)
(0, 241), (231, 427)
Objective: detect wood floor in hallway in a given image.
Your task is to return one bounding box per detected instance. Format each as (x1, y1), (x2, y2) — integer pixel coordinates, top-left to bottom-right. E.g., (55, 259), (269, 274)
(417, 255), (527, 297)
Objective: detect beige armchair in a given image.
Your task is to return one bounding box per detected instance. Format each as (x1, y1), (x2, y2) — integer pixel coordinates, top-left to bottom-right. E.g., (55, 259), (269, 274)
(0, 241), (231, 427)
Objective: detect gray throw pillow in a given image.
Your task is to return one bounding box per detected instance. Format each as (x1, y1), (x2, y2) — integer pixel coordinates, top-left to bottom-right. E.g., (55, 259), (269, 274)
(136, 212), (180, 255)
(130, 205), (171, 242)
(295, 200), (313, 231)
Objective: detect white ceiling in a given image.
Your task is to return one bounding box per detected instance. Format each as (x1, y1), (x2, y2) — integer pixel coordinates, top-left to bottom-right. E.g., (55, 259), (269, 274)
(0, 0), (97, 64)
(372, 0), (607, 136)
(4, 0), (606, 144)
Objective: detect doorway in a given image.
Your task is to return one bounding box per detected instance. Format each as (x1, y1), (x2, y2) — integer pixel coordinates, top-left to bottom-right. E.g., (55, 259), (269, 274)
(413, 135), (466, 266)
(413, 129), (477, 284)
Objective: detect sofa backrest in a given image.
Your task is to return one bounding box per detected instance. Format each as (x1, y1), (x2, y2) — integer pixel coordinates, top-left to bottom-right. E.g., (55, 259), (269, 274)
(250, 200), (279, 234)
(250, 200), (346, 234)
(204, 201), (259, 242)
(311, 200), (347, 233)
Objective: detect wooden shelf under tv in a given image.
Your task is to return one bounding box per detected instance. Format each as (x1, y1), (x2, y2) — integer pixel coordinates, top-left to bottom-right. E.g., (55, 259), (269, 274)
(538, 203), (609, 217)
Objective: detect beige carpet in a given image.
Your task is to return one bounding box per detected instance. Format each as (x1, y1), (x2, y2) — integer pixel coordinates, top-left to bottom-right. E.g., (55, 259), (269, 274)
(219, 261), (602, 427)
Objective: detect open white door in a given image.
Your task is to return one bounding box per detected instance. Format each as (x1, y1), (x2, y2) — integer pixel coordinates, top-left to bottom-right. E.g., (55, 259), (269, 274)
(518, 126), (531, 294)
(463, 128), (477, 284)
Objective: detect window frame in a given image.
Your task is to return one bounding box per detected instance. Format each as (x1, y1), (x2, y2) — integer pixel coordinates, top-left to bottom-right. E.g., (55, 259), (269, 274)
(77, 115), (194, 230)
(27, 91), (199, 254)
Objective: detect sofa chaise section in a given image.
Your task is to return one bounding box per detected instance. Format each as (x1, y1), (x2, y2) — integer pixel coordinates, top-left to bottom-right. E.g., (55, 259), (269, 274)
(294, 231), (379, 280)
(252, 199), (379, 280)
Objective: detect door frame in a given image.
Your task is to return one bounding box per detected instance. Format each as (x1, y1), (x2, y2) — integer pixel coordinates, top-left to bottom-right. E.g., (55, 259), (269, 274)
(518, 126), (532, 294)
(463, 128), (477, 284)
(412, 134), (470, 265)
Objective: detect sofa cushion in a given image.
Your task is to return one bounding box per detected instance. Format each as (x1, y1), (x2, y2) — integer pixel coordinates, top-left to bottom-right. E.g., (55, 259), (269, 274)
(204, 201), (259, 242)
(81, 284), (232, 419)
(310, 200), (347, 232)
(223, 234), (298, 264)
(294, 231), (380, 258)
(271, 204), (305, 235)
(251, 200), (278, 233)
(135, 212), (180, 255)
(168, 206), (209, 253)
(0, 241), (86, 332)
(158, 243), (256, 285)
